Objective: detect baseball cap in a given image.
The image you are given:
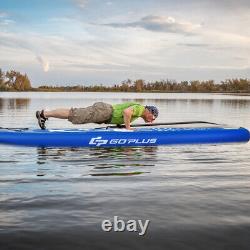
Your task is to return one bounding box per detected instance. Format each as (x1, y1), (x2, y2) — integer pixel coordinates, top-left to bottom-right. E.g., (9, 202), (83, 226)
(145, 105), (159, 118)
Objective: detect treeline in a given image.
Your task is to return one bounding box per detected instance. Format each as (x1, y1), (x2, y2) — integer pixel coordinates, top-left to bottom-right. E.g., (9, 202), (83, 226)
(1, 68), (250, 93)
(0, 69), (31, 91)
(38, 78), (250, 93)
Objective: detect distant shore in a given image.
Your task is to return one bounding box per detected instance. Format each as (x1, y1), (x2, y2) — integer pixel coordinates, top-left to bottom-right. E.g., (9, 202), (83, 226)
(1, 89), (250, 96)
(1, 69), (249, 93)
(1, 89), (250, 95)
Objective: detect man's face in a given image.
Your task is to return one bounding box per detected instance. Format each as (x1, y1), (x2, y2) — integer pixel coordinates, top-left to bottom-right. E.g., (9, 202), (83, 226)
(144, 109), (156, 123)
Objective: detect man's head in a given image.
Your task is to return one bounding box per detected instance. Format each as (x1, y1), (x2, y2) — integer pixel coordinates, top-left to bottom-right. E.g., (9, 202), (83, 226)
(143, 105), (159, 123)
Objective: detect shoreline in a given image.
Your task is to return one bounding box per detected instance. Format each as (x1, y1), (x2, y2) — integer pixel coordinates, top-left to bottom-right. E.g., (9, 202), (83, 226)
(1, 90), (250, 95)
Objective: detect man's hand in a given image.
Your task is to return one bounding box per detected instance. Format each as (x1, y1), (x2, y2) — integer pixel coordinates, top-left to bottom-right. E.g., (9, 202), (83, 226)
(126, 126), (134, 130)
(123, 107), (133, 130)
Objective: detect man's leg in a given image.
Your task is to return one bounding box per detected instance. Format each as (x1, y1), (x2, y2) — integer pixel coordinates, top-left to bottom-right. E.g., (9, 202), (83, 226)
(36, 108), (71, 129)
(44, 109), (70, 119)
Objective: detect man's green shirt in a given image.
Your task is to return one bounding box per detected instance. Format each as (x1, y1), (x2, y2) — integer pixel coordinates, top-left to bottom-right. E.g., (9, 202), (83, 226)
(111, 102), (145, 125)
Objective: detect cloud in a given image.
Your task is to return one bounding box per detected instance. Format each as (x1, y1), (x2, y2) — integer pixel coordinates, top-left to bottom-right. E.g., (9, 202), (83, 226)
(233, 56), (248, 62)
(0, 19), (15, 26)
(203, 0), (250, 10)
(74, 0), (88, 9)
(0, 12), (8, 18)
(49, 17), (75, 23)
(0, 31), (50, 72)
(102, 15), (201, 35)
(178, 43), (210, 48)
(0, 12), (15, 26)
(0, 31), (32, 50)
(36, 55), (50, 72)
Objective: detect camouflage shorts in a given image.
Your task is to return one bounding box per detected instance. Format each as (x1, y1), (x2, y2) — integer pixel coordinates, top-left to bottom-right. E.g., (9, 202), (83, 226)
(68, 102), (113, 124)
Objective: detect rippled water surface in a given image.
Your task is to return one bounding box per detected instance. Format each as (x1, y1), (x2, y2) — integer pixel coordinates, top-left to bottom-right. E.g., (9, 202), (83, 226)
(0, 92), (250, 250)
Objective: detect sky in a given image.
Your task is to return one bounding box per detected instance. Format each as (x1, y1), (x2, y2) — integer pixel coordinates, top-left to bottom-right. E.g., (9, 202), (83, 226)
(0, 0), (250, 86)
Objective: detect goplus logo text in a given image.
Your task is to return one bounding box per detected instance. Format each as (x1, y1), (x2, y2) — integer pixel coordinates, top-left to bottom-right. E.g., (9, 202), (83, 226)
(89, 137), (157, 146)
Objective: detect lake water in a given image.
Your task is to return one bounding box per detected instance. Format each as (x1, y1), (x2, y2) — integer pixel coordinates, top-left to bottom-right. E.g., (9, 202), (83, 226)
(0, 92), (250, 250)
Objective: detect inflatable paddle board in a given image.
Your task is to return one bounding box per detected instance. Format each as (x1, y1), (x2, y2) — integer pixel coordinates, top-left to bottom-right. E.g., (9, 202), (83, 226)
(0, 126), (249, 147)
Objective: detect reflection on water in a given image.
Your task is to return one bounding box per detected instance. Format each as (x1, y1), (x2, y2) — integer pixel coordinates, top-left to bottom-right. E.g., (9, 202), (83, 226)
(91, 172), (147, 176)
(221, 99), (250, 108)
(0, 98), (3, 110)
(36, 147), (157, 177)
(0, 98), (30, 110)
(122, 97), (250, 107)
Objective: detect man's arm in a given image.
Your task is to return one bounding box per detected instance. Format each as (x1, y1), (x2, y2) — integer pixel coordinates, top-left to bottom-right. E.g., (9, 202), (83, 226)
(123, 107), (134, 130)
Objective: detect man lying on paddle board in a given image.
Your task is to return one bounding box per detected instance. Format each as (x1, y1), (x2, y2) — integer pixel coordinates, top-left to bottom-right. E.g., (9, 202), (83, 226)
(36, 102), (159, 130)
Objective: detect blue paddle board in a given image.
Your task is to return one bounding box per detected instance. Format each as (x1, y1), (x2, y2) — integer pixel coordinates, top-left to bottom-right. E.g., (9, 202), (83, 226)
(0, 126), (249, 147)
